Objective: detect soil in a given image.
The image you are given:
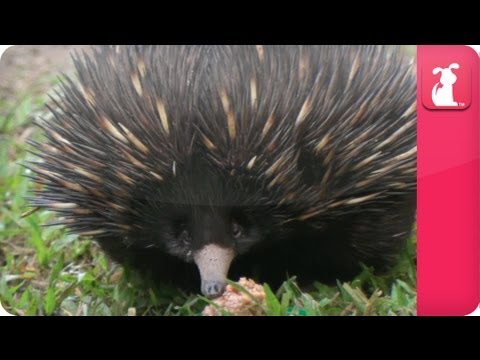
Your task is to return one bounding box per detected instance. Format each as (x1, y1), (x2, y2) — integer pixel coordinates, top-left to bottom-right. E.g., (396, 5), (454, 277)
(0, 45), (90, 104)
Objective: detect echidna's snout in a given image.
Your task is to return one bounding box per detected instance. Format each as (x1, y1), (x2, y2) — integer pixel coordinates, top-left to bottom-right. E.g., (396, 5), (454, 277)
(201, 280), (226, 298)
(194, 244), (235, 298)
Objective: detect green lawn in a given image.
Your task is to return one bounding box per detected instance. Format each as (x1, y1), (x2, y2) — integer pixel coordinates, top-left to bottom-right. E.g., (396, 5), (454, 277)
(0, 79), (417, 316)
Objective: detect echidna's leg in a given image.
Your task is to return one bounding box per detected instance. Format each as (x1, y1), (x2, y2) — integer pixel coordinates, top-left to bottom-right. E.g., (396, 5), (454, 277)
(303, 192), (417, 283)
(96, 237), (200, 291)
(344, 192), (417, 271)
(230, 193), (416, 288)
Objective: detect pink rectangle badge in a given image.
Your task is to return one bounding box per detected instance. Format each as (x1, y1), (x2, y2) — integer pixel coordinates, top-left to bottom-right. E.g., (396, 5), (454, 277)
(417, 45), (480, 316)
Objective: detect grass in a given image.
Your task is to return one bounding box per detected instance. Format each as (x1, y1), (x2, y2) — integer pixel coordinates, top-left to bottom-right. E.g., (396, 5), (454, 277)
(0, 78), (417, 316)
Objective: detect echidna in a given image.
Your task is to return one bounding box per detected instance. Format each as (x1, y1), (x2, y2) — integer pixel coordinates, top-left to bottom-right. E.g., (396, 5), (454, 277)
(26, 45), (416, 298)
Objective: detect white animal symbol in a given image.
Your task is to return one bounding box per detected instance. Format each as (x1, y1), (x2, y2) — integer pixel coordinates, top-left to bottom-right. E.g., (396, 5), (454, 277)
(431, 63), (460, 106)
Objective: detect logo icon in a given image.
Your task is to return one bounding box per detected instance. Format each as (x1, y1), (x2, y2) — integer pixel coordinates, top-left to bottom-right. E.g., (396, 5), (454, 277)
(431, 63), (460, 106)
(422, 58), (471, 110)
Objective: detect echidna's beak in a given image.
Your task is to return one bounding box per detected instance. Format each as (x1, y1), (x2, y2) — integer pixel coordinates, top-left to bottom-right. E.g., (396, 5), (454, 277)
(193, 244), (234, 299)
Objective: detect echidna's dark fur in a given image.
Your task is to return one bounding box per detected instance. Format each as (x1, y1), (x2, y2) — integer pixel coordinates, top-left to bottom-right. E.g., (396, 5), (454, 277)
(27, 45), (416, 292)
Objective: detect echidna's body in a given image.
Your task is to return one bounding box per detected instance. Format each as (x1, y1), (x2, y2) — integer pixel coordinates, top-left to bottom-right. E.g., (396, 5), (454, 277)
(28, 45), (416, 297)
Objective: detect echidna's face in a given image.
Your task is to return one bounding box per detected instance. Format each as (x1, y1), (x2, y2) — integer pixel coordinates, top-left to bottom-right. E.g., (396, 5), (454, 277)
(133, 157), (269, 298)
(149, 205), (263, 298)
(125, 151), (283, 298)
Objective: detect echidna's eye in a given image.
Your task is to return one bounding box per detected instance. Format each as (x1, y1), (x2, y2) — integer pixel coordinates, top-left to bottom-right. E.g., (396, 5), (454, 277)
(232, 222), (243, 239)
(174, 221), (191, 245)
(178, 228), (192, 245)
